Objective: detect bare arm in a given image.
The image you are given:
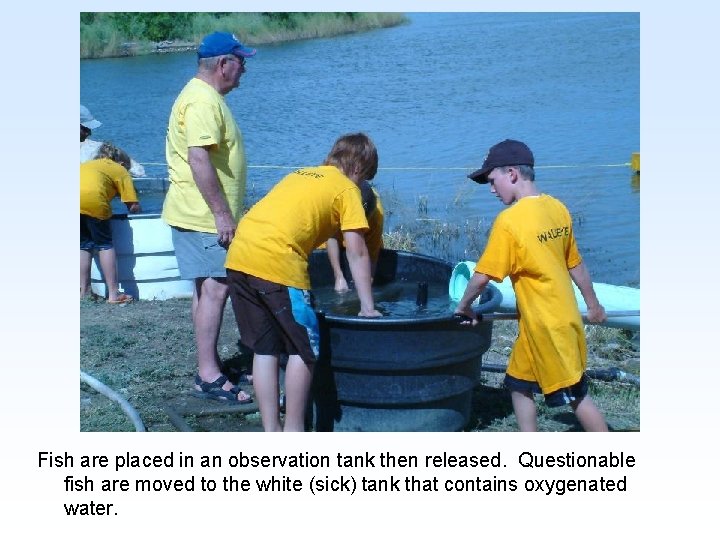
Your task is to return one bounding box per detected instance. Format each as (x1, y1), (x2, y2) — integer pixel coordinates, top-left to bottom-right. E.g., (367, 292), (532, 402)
(188, 146), (235, 246)
(343, 230), (381, 317)
(453, 272), (490, 326)
(326, 237), (349, 292)
(569, 261), (607, 323)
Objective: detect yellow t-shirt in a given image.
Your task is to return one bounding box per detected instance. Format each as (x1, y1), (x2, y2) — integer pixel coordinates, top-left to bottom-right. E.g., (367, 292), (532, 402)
(475, 194), (585, 394)
(226, 165), (369, 289)
(318, 188), (385, 263)
(80, 158), (138, 220)
(162, 77), (247, 232)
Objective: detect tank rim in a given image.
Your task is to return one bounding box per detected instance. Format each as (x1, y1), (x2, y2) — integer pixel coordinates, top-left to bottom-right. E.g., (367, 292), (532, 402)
(318, 282), (502, 325)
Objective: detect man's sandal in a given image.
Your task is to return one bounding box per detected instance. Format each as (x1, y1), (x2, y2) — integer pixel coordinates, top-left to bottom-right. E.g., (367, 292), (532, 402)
(191, 375), (253, 405)
(107, 293), (134, 305)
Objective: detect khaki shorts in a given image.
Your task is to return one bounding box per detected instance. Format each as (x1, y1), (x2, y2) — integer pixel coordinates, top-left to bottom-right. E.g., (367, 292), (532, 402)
(171, 226), (227, 279)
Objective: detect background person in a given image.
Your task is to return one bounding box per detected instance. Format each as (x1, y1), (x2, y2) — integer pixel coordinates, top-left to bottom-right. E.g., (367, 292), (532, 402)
(324, 180), (384, 292)
(80, 143), (141, 304)
(80, 104), (100, 143)
(454, 139), (608, 432)
(80, 104), (146, 177)
(162, 32), (256, 405)
(225, 132), (383, 431)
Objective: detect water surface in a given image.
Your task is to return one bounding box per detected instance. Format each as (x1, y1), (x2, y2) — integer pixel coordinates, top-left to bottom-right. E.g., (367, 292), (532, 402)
(81, 12), (639, 285)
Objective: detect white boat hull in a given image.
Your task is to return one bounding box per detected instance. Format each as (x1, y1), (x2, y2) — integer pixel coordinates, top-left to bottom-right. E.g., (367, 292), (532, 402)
(449, 261), (639, 330)
(91, 213), (194, 300)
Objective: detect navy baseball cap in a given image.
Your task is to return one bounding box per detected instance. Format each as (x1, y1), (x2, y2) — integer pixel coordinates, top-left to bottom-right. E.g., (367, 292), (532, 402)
(197, 32), (256, 59)
(468, 139), (534, 184)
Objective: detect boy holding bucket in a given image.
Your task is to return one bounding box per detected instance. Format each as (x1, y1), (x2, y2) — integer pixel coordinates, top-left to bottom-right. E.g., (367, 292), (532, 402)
(454, 139), (608, 431)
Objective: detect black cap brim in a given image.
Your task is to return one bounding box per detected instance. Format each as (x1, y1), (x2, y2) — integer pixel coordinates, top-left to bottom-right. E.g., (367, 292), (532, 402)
(468, 167), (491, 184)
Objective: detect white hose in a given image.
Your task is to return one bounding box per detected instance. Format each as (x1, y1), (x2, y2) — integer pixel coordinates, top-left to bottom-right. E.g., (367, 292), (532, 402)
(80, 370), (146, 432)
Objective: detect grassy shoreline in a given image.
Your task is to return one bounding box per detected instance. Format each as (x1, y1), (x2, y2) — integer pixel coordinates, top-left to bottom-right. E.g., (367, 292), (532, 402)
(81, 12), (408, 59)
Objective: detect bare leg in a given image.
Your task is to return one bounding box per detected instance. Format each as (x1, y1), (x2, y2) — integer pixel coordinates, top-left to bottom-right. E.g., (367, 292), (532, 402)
(194, 277), (226, 376)
(511, 390), (538, 432)
(191, 285), (199, 323)
(283, 354), (313, 432)
(80, 250), (93, 297)
(97, 247), (121, 301)
(571, 396), (609, 432)
(193, 277), (251, 402)
(253, 353), (282, 431)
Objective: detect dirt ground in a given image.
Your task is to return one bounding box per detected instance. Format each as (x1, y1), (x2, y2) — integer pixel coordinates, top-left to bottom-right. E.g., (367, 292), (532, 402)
(80, 298), (640, 432)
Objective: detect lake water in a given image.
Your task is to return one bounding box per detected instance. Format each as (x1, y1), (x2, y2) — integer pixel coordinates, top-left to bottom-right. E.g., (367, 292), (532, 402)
(81, 12), (639, 286)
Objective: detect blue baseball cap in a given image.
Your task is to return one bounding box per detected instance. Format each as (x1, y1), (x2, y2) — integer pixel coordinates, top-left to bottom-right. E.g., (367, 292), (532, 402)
(197, 32), (256, 59)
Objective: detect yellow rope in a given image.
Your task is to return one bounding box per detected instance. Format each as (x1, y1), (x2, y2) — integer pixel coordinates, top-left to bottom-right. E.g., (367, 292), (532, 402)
(137, 162), (633, 171)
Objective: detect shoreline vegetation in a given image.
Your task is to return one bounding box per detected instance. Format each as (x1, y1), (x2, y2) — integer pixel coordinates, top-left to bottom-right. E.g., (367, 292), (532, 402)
(81, 12), (408, 59)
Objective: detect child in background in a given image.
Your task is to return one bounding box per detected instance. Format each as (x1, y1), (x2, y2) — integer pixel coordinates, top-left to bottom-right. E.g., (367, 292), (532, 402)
(454, 139), (608, 431)
(80, 142), (141, 304)
(324, 180), (384, 292)
(80, 104), (146, 177)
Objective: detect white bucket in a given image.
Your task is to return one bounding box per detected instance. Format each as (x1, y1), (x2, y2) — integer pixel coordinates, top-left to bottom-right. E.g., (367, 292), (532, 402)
(90, 213), (194, 300)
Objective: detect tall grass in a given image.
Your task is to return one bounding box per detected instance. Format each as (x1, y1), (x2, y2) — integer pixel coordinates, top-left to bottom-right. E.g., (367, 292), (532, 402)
(375, 180), (493, 263)
(81, 12), (408, 59)
(80, 18), (127, 58)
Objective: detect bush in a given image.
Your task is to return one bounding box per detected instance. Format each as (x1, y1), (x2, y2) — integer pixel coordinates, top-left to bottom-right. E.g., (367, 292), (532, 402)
(81, 12), (408, 58)
(111, 12), (193, 41)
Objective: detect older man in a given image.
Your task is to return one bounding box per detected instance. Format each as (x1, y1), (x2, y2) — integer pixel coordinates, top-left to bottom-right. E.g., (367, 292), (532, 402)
(162, 32), (256, 404)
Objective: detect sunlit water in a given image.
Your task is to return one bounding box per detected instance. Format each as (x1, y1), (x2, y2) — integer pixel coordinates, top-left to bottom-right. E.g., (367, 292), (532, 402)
(82, 12), (639, 286)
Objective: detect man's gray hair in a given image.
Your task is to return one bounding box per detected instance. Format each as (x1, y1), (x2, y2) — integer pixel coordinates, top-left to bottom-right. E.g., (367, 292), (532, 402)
(198, 55), (225, 71)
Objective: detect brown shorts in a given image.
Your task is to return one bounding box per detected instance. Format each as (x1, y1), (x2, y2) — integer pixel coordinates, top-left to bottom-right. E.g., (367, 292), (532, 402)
(227, 270), (319, 364)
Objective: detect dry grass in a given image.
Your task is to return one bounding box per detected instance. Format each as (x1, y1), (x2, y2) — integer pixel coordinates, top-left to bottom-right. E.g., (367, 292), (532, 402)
(80, 300), (639, 432)
(467, 321), (640, 432)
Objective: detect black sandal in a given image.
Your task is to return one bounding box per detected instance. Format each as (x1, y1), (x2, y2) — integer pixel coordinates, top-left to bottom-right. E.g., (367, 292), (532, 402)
(191, 375), (253, 404)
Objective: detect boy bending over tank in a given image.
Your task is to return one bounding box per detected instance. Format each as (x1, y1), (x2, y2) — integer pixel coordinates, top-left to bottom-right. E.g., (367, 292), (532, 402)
(225, 133), (382, 431)
(80, 143), (141, 304)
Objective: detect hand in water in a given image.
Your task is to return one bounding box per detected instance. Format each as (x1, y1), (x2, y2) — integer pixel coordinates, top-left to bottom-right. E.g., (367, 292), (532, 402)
(334, 276), (350, 293)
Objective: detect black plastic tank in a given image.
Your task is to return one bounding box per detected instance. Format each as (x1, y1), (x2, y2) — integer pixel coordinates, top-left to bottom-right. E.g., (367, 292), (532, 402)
(308, 249), (501, 432)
